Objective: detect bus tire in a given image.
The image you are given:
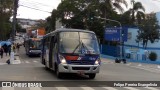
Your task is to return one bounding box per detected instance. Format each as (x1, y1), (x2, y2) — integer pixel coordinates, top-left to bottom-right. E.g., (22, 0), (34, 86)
(88, 73), (96, 79)
(45, 64), (49, 70)
(55, 65), (63, 78)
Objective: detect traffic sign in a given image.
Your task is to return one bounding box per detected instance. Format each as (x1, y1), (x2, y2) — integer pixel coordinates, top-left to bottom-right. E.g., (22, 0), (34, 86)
(104, 27), (128, 42)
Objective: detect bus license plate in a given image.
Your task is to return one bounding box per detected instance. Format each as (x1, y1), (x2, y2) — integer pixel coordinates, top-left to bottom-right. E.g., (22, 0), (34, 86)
(78, 71), (84, 74)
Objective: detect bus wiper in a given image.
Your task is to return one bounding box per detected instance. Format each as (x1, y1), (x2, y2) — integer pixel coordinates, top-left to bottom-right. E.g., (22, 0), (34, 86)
(72, 40), (89, 54)
(72, 42), (81, 54)
(81, 41), (89, 52)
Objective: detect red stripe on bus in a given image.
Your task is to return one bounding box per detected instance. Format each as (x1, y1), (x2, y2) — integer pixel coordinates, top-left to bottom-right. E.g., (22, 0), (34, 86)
(65, 56), (79, 60)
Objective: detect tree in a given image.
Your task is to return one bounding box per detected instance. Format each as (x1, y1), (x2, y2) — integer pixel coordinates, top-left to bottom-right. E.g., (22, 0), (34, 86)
(51, 0), (128, 43)
(136, 13), (160, 49)
(0, 0), (14, 40)
(123, 0), (145, 25)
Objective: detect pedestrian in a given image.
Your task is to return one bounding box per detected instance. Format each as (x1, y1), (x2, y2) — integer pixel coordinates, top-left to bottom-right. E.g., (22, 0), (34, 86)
(0, 46), (4, 58)
(16, 43), (20, 52)
(2, 44), (8, 56)
(12, 43), (16, 52)
(8, 45), (11, 56)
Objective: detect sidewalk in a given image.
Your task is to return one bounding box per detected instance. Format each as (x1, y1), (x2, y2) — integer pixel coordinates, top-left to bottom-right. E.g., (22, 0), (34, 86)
(0, 52), (20, 65)
(0, 54), (10, 65)
(101, 54), (160, 65)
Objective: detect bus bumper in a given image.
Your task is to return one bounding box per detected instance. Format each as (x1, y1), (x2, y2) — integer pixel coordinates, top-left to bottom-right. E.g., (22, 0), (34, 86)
(29, 50), (41, 55)
(58, 64), (100, 73)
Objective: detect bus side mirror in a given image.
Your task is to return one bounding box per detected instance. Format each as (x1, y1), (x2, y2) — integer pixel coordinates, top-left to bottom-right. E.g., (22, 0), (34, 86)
(97, 37), (100, 44)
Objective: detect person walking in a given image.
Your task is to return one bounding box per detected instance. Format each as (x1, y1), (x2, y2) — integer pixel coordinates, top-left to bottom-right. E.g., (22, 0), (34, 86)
(3, 44), (8, 56)
(16, 43), (20, 52)
(0, 46), (4, 58)
(8, 45), (11, 56)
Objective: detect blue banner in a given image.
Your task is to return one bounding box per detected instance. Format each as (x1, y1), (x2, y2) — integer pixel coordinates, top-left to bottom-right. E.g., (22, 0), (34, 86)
(104, 27), (128, 42)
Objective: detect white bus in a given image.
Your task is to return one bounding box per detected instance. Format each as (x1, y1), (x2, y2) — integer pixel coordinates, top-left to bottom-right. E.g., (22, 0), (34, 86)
(41, 28), (101, 79)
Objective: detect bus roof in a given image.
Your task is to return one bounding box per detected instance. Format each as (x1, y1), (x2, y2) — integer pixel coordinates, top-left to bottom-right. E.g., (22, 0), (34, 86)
(44, 28), (95, 37)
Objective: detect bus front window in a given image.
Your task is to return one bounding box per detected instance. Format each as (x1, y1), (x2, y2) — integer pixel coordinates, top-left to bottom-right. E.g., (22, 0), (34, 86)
(30, 40), (41, 49)
(59, 32), (100, 54)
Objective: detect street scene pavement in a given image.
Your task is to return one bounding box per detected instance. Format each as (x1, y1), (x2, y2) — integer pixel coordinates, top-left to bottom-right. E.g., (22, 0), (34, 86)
(1, 47), (160, 90)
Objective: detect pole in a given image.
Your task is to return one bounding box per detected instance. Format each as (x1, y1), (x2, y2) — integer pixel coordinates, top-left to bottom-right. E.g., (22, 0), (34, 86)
(12, 0), (19, 42)
(10, 0), (19, 64)
(95, 17), (123, 60)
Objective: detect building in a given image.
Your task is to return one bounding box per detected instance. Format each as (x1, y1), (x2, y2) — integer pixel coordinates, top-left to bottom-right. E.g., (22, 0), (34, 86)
(102, 12), (160, 61)
(17, 18), (45, 29)
(156, 12), (160, 25)
(123, 12), (160, 60)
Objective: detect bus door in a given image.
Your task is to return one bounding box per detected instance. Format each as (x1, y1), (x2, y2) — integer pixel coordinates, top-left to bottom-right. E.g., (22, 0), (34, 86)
(45, 37), (50, 68)
(49, 35), (58, 70)
(49, 36), (54, 68)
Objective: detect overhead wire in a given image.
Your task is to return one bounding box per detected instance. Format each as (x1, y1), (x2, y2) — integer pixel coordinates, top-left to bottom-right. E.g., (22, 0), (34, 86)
(19, 4), (52, 13)
(19, 0), (54, 8)
(18, 0), (54, 13)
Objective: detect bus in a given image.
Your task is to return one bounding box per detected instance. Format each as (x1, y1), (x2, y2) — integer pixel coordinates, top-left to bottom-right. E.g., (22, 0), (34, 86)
(41, 28), (101, 79)
(24, 38), (41, 56)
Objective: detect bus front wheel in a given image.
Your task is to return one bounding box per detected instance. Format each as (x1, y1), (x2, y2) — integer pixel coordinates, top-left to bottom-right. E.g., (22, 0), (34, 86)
(88, 73), (96, 79)
(55, 65), (63, 78)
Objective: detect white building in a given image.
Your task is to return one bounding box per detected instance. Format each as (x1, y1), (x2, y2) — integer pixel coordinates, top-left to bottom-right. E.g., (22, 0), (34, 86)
(17, 18), (45, 29)
(124, 12), (160, 60)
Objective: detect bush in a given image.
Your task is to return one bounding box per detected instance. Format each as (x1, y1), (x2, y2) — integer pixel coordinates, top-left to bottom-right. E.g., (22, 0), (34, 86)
(149, 52), (157, 61)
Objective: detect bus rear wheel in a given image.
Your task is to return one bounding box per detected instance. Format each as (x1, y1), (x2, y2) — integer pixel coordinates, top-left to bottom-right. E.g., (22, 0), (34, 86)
(88, 73), (96, 79)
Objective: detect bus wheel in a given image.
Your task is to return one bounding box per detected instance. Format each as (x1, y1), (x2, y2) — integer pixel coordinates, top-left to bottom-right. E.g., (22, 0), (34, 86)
(45, 65), (49, 70)
(55, 65), (63, 78)
(88, 73), (96, 79)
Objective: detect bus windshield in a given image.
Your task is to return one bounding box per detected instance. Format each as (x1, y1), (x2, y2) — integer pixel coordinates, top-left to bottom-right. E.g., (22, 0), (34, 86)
(30, 40), (41, 49)
(59, 32), (100, 54)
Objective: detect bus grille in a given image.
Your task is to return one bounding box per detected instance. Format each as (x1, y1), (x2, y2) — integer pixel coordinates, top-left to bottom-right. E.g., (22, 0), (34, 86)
(72, 67), (90, 70)
(69, 60), (94, 65)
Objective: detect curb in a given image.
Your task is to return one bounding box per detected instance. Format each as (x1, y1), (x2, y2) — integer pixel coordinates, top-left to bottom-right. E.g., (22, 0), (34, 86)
(101, 54), (160, 65)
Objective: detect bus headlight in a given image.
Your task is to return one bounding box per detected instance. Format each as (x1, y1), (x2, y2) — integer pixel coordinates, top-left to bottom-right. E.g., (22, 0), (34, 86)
(95, 57), (101, 65)
(59, 55), (66, 64)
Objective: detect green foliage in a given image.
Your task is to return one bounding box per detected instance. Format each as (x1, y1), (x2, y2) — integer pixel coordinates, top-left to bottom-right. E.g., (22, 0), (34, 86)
(136, 13), (160, 49)
(0, 0), (14, 40)
(121, 0), (145, 25)
(149, 52), (157, 61)
(52, 0), (128, 43)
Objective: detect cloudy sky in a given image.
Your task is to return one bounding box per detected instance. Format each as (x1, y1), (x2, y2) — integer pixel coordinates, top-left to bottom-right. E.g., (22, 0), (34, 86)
(17, 0), (160, 20)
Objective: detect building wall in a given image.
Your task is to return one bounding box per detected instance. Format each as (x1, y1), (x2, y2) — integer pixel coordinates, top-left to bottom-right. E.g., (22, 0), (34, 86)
(156, 12), (160, 25)
(124, 28), (160, 60)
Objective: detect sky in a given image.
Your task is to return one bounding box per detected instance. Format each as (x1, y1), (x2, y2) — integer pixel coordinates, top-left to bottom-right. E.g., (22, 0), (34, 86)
(17, 0), (160, 20)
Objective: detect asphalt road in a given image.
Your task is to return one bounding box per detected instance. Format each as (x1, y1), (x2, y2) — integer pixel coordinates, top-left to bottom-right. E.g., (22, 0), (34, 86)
(0, 46), (160, 90)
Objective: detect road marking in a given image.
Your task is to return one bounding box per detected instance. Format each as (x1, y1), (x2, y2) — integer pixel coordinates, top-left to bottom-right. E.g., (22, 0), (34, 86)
(144, 87), (159, 90)
(126, 63), (131, 66)
(33, 61), (38, 63)
(25, 61), (30, 63)
(55, 87), (69, 90)
(102, 87), (118, 90)
(123, 87), (139, 90)
(0, 63), (7, 65)
(30, 87), (41, 90)
(2, 87), (14, 90)
(130, 65), (160, 73)
(138, 64), (142, 66)
(81, 87), (94, 90)
(157, 65), (160, 69)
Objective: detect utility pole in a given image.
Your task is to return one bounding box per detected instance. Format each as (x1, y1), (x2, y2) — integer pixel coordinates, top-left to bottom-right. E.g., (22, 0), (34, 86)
(10, 0), (19, 64)
(12, 0), (19, 42)
(95, 16), (123, 60)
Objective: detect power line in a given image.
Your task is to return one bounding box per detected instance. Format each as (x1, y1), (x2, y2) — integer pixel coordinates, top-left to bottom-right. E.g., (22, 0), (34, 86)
(19, 4), (52, 13)
(19, 0), (54, 8)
